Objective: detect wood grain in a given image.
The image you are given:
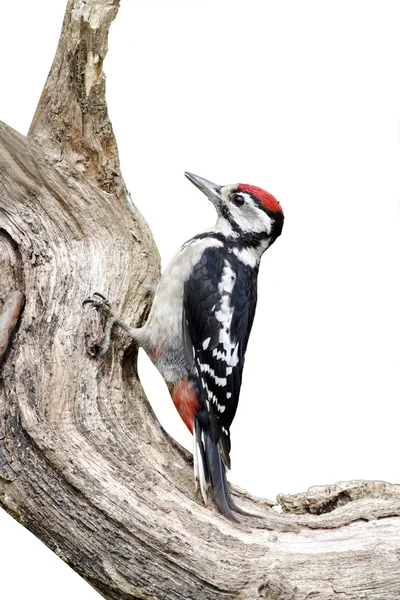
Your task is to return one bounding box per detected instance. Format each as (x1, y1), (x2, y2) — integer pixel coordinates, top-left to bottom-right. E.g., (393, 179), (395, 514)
(0, 1), (398, 599)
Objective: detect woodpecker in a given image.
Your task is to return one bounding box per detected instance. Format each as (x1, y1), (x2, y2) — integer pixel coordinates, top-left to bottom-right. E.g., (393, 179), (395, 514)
(84, 173), (284, 519)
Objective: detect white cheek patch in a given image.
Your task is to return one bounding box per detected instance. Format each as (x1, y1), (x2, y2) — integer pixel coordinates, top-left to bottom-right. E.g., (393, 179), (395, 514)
(230, 196), (273, 235)
(256, 210), (273, 234)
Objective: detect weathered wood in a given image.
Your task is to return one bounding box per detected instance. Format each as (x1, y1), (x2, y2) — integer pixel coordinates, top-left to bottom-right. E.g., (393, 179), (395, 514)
(0, 291), (25, 363)
(29, 0), (125, 198)
(0, 1), (399, 599)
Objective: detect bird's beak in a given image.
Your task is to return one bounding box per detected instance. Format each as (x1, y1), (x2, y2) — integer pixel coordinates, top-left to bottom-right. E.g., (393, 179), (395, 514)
(184, 172), (222, 209)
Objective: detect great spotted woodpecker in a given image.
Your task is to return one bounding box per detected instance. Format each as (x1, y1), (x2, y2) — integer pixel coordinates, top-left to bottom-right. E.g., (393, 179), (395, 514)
(84, 173), (284, 519)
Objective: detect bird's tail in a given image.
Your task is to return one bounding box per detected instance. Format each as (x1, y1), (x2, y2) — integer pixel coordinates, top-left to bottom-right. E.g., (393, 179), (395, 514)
(193, 419), (244, 520)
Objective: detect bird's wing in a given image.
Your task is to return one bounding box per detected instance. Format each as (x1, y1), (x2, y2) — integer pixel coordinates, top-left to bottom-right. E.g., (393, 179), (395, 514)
(183, 247), (257, 467)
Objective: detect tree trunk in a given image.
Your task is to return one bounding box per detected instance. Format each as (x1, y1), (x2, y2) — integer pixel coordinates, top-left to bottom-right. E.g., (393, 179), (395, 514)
(0, 1), (399, 599)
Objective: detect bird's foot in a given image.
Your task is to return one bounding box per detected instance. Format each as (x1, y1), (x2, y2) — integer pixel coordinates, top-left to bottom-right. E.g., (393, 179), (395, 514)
(83, 292), (112, 313)
(83, 292), (137, 357)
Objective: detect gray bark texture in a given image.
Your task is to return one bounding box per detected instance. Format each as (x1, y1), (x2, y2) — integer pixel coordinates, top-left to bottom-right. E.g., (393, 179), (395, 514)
(0, 1), (399, 599)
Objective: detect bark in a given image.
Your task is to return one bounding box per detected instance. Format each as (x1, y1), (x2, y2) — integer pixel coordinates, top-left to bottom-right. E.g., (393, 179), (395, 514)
(0, 1), (399, 599)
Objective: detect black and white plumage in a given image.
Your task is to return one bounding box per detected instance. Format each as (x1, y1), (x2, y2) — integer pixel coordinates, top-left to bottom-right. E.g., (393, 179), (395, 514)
(183, 246), (258, 467)
(85, 173), (284, 519)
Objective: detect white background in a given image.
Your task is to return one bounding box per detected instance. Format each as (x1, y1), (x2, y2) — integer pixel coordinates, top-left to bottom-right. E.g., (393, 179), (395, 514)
(1, 1), (399, 598)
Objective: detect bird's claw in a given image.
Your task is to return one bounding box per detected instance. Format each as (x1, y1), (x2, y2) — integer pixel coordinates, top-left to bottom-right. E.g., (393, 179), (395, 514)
(82, 292), (112, 312)
(83, 293), (116, 358)
(87, 342), (109, 359)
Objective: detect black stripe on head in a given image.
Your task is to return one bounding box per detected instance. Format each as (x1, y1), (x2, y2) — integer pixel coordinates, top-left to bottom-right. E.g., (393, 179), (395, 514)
(221, 204), (242, 235)
(189, 230), (270, 249)
(269, 209), (284, 243)
(243, 191), (284, 244)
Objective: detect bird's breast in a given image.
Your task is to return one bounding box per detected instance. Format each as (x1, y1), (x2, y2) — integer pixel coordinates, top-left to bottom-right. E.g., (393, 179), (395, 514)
(141, 236), (224, 381)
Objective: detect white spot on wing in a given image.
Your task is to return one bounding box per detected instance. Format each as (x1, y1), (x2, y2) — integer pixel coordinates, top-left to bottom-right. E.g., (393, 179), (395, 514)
(213, 262), (240, 368)
(198, 362), (227, 386)
(198, 377), (226, 415)
(202, 337), (211, 350)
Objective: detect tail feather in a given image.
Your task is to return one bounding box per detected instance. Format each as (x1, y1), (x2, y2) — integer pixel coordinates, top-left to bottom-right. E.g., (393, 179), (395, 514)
(219, 432), (231, 470)
(193, 419), (238, 520)
(193, 420), (209, 504)
(203, 433), (236, 519)
(193, 417), (260, 519)
(220, 470), (255, 516)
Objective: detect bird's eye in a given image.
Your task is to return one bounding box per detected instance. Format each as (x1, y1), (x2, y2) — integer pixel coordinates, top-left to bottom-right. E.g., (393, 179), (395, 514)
(231, 194), (245, 207)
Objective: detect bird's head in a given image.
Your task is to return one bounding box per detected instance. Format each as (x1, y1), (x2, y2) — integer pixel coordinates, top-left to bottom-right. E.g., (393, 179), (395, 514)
(185, 172), (284, 249)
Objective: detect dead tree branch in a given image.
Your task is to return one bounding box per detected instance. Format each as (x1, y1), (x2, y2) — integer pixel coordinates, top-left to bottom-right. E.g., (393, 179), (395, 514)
(0, 1), (399, 599)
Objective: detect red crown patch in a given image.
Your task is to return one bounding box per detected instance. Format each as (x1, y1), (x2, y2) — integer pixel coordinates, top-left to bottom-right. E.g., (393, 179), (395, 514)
(238, 184), (282, 213)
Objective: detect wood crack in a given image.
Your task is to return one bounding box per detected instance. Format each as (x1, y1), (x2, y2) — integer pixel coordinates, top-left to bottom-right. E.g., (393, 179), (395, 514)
(0, 291), (25, 365)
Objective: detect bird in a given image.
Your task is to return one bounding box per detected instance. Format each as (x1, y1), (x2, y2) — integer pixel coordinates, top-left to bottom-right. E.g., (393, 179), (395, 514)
(84, 172), (284, 519)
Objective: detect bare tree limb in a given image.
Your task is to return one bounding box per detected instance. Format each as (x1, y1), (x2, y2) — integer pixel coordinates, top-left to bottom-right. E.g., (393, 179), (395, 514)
(29, 0), (125, 197)
(0, 1), (399, 599)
